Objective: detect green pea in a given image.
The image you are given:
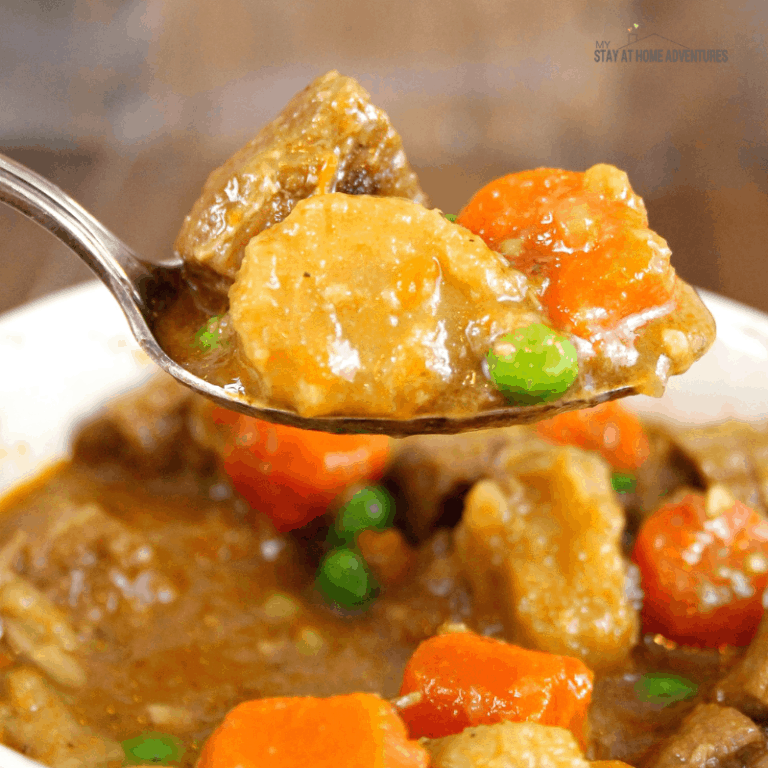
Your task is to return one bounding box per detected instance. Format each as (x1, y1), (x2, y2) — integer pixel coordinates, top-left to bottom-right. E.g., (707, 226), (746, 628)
(444, 213), (458, 222)
(486, 324), (579, 405)
(612, 472), (637, 494)
(333, 485), (395, 545)
(634, 672), (698, 707)
(193, 315), (226, 351)
(122, 732), (184, 766)
(316, 548), (378, 610)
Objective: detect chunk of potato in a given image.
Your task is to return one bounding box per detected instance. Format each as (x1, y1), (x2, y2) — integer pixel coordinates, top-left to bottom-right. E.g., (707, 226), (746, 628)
(423, 721), (590, 768)
(230, 193), (541, 418)
(455, 440), (638, 669)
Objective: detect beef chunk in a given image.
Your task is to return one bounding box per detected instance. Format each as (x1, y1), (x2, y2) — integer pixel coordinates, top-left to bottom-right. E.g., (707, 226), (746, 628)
(631, 424), (704, 524)
(659, 421), (768, 515)
(174, 70), (428, 286)
(387, 426), (530, 541)
(713, 611), (768, 720)
(73, 373), (215, 475)
(644, 703), (764, 768)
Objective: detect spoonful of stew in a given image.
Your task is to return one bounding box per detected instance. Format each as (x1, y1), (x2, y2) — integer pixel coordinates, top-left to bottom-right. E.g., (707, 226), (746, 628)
(0, 72), (715, 437)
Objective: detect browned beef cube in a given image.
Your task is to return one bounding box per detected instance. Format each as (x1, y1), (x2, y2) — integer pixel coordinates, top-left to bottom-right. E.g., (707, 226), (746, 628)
(659, 421), (768, 515)
(713, 611), (768, 720)
(175, 70), (428, 287)
(644, 703), (764, 768)
(387, 427), (528, 541)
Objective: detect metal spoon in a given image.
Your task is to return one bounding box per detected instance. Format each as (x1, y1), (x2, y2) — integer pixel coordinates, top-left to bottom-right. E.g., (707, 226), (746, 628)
(0, 151), (645, 436)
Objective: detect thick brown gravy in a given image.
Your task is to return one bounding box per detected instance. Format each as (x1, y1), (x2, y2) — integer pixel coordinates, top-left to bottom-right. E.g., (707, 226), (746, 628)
(0, 403), (741, 767)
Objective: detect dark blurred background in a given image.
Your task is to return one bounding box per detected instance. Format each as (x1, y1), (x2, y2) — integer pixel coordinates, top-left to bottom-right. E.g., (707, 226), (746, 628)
(1, 0), (767, 315)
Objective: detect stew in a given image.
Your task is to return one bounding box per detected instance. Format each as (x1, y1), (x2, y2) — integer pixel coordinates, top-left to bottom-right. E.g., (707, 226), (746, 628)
(1, 376), (768, 767)
(0, 71), (747, 768)
(155, 71), (715, 422)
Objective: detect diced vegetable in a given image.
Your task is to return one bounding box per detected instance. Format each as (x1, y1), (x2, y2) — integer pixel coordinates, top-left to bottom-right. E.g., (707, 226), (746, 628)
(632, 490), (768, 647)
(456, 165), (676, 338)
(122, 732), (184, 766)
(591, 764), (635, 768)
(229, 193), (537, 419)
(397, 630), (593, 746)
(316, 548), (379, 610)
(357, 528), (416, 587)
(332, 485), (396, 545)
(211, 409), (390, 531)
(455, 444), (639, 670)
(536, 401), (651, 471)
(635, 673), (698, 707)
(193, 315), (227, 351)
(611, 472), (637, 494)
(486, 324), (579, 405)
(422, 721), (590, 768)
(196, 693), (429, 768)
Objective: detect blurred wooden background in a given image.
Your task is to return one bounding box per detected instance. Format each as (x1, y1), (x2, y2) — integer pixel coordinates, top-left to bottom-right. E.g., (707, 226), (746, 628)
(1, 0), (767, 315)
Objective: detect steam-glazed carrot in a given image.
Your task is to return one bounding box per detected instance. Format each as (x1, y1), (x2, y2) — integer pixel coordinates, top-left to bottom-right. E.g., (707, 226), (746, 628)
(398, 630), (593, 747)
(456, 165), (676, 338)
(632, 489), (768, 647)
(211, 409), (390, 531)
(357, 528), (417, 587)
(535, 401), (650, 472)
(196, 693), (429, 768)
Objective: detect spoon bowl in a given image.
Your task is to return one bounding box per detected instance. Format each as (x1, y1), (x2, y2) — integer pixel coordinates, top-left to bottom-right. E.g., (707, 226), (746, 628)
(0, 152), (688, 436)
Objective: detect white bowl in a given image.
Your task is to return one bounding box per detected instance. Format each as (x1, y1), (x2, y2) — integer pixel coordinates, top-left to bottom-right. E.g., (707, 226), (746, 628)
(0, 281), (767, 768)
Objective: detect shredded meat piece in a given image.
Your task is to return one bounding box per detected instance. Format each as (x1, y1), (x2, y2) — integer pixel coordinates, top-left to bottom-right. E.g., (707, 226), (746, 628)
(0, 497), (181, 646)
(644, 703), (765, 768)
(1, 666), (122, 767)
(0, 577), (85, 689)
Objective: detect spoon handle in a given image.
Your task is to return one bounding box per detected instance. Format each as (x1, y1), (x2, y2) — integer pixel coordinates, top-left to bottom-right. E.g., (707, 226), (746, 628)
(0, 151), (154, 316)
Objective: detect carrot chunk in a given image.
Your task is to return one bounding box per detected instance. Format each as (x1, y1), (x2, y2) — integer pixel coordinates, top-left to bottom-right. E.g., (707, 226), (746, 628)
(398, 630), (593, 746)
(535, 401), (650, 471)
(632, 489), (768, 647)
(197, 693), (429, 768)
(211, 409), (390, 531)
(357, 528), (417, 587)
(456, 165), (675, 338)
